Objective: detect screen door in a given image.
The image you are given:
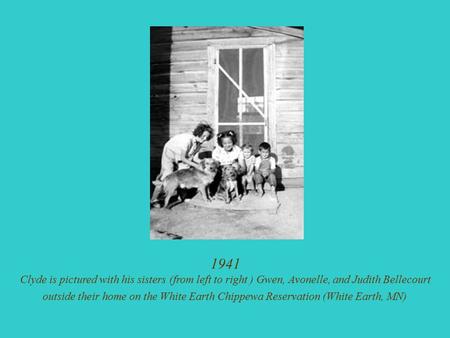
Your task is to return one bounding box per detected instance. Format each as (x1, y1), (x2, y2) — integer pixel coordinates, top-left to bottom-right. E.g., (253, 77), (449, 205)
(216, 47), (268, 147)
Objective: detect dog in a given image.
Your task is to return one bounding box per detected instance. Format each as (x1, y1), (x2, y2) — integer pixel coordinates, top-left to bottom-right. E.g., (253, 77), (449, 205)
(217, 161), (242, 204)
(152, 158), (219, 208)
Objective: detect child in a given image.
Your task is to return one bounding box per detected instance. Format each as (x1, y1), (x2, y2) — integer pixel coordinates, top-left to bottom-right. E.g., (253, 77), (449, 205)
(151, 122), (214, 206)
(241, 144), (256, 195)
(254, 142), (277, 199)
(212, 130), (246, 199)
(212, 130), (246, 171)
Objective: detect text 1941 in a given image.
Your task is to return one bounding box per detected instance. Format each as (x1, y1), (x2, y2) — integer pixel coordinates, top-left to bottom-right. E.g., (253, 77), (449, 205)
(212, 258), (240, 270)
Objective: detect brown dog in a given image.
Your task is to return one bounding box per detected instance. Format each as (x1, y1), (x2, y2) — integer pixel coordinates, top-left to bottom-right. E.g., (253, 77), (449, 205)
(217, 163), (241, 204)
(152, 159), (219, 208)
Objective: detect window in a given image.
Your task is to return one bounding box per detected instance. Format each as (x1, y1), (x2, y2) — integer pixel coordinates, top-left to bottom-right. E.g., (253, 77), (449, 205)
(208, 42), (275, 148)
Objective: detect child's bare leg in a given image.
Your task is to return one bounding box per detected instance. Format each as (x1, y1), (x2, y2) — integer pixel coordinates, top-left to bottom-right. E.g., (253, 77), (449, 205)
(268, 173), (278, 201)
(248, 175), (255, 193)
(241, 176), (248, 195)
(255, 184), (263, 197)
(254, 173), (265, 197)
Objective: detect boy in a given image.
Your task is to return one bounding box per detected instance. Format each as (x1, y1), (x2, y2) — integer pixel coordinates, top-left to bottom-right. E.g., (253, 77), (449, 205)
(241, 144), (256, 195)
(254, 142), (277, 199)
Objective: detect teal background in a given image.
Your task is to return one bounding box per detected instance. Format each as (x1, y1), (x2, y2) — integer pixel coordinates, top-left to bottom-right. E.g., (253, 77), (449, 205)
(1, 0), (449, 337)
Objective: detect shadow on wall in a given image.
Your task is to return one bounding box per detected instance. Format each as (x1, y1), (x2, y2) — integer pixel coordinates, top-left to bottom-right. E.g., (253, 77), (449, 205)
(279, 145), (297, 169)
(150, 27), (172, 195)
(270, 153), (285, 191)
(276, 145), (301, 190)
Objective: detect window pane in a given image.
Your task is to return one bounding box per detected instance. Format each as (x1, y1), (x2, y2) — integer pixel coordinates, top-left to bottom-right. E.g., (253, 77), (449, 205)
(218, 125), (239, 134)
(219, 49), (239, 83)
(219, 49), (239, 123)
(219, 72), (239, 123)
(243, 48), (264, 97)
(242, 125), (264, 149)
(241, 102), (264, 123)
(218, 125), (264, 148)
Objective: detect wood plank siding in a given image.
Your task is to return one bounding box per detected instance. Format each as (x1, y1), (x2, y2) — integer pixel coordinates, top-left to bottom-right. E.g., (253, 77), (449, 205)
(151, 26), (304, 181)
(275, 38), (304, 179)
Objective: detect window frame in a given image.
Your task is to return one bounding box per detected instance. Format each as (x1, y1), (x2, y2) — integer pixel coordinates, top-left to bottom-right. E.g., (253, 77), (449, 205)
(207, 38), (276, 148)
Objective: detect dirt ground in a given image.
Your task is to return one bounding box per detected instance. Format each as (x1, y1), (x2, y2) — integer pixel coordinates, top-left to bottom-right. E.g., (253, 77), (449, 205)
(150, 188), (304, 240)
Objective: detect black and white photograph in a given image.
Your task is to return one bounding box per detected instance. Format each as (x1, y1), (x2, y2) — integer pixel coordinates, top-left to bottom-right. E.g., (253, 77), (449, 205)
(150, 26), (304, 239)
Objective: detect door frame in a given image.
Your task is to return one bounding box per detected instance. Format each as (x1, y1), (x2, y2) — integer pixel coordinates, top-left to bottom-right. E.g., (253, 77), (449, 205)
(207, 37), (276, 148)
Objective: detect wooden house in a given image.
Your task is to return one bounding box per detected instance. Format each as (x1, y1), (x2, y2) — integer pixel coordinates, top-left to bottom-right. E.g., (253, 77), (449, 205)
(150, 26), (304, 186)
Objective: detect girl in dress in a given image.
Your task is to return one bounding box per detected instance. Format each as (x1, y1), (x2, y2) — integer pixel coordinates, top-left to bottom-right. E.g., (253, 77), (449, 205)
(212, 130), (246, 170)
(211, 130), (246, 199)
(151, 123), (214, 206)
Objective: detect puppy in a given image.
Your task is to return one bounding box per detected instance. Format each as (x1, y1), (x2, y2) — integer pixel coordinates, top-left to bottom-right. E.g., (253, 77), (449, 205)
(153, 159), (219, 208)
(218, 162), (241, 204)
